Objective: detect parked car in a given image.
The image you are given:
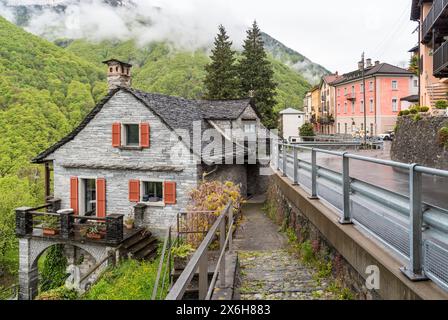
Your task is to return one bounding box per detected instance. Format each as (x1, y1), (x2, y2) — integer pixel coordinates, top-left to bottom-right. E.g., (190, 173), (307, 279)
(378, 131), (394, 141)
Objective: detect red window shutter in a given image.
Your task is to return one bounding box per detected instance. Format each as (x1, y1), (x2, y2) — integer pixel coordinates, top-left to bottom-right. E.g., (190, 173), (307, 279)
(164, 181), (176, 205)
(96, 178), (106, 218)
(70, 177), (79, 215)
(129, 180), (140, 202)
(112, 122), (121, 147)
(140, 123), (150, 148)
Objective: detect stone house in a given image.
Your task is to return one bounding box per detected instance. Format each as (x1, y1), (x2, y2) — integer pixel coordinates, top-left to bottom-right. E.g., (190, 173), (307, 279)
(32, 60), (270, 234)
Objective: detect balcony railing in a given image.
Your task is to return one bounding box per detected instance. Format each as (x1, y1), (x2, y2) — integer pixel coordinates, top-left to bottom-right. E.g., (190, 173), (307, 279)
(15, 199), (124, 245)
(345, 92), (356, 100)
(422, 0), (448, 44)
(434, 40), (448, 77)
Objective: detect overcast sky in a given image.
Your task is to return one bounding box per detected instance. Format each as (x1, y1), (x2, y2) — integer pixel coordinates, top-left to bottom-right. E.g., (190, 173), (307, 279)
(210, 0), (417, 73)
(2, 0), (418, 74)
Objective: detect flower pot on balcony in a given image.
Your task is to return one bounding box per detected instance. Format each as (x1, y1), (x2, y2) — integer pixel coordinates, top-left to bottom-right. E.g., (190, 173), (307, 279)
(43, 228), (59, 236)
(86, 232), (103, 240)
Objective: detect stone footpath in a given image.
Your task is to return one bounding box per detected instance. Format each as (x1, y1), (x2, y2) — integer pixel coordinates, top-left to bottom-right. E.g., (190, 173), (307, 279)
(234, 197), (336, 300)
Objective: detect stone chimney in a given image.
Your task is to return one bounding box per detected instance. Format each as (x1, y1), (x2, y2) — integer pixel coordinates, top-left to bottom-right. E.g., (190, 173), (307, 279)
(102, 59), (132, 91)
(366, 58), (372, 68)
(375, 60), (380, 66)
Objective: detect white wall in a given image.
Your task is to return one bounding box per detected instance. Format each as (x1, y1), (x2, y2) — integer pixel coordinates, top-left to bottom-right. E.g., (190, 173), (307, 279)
(282, 113), (305, 141)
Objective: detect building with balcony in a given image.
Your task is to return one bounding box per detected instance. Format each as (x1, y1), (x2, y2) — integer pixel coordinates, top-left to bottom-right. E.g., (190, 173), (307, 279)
(411, 0), (448, 107)
(331, 60), (418, 136)
(318, 73), (342, 135)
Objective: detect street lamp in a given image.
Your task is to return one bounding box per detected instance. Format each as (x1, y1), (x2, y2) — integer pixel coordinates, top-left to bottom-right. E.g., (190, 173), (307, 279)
(361, 53), (367, 145)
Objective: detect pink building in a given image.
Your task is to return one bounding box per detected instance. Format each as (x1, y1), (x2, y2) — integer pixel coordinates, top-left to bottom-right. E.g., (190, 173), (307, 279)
(331, 61), (418, 136)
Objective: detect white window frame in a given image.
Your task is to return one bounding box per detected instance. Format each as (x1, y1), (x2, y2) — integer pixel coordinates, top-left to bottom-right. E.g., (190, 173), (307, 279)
(78, 176), (98, 216)
(243, 121), (257, 134)
(370, 99), (374, 113)
(140, 179), (165, 207)
(392, 80), (398, 90)
(121, 123), (140, 147)
(344, 102), (347, 113)
(360, 100), (364, 113)
(369, 81), (374, 91)
(392, 98), (398, 112)
(351, 101), (355, 113)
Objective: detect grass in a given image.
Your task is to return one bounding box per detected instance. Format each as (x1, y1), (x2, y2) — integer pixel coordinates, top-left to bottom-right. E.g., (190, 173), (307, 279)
(82, 258), (169, 300)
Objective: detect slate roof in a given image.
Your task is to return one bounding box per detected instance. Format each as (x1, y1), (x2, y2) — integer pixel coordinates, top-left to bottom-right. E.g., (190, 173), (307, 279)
(330, 63), (414, 86)
(32, 88), (254, 163)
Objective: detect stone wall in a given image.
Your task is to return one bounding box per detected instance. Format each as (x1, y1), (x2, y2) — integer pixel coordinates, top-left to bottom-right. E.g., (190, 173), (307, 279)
(391, 116), (448, 169)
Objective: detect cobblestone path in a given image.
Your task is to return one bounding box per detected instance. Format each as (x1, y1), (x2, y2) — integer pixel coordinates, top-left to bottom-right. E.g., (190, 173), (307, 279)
(234, 197), (335, 300)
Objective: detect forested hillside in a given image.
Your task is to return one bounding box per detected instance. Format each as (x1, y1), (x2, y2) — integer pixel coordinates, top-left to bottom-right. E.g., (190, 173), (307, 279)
(0, 16), (107, 275)
(65, 39), (311, 112)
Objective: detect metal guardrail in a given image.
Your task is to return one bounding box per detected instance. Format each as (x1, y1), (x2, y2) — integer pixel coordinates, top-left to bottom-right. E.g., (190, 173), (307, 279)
(276, 143), (448, 291)
(165, 202), (234, 300)
(152, 226), (175, 300)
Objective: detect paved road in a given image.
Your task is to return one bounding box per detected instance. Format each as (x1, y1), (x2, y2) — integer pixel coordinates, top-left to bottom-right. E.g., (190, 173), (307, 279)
(297, 142), (448, 209)
(233, 199), (336, 300)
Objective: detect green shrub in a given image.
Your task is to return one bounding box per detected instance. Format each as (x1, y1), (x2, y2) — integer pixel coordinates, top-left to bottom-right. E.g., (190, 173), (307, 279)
(300, 123), (315, 137)
(83, 259), (168, 300)
(402, 109), (410, 116)
(39, 245), (68, 292)
(435, 100), (448, 109)
(398, 111), (403, 116)
(413, 114), (422, 122)
(36, 286), (78, 300)
(409, 108), (418, 114)
(438, 127), (448, 147)
(171, 244), (195, 258)
(420, 106), (430, 112)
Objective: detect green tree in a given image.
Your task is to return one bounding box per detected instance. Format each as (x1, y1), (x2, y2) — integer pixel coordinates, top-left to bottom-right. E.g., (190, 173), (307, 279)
(204, 25), (241, 99)
(39, 245), (68, 292)
(238, 21), (278, 128)
(409, 54), (419, 76)
(300, 123), (315, 137)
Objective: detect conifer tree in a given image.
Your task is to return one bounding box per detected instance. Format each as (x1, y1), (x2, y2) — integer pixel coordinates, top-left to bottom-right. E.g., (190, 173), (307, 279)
(238, 21), (277, 128)
(204, 25), (241, 99)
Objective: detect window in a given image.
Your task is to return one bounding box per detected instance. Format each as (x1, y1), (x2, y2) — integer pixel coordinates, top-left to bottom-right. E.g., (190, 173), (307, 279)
(337, 89), (340, 97)
(392, 98), (398, 112)
(370, 99), (374, 113)
(360, 83), (364, 93)
(338, 123), (341, 133)
(243, 121), (256, 134)
(344, 87), (347, 95)
(392, 80), (398, 90)
(413, 79), (418, 87)
(124, 124), (139, 146)
(370, 123), (374, 136)
(83, 179), (96, 214)
(344, 123), (348, 134)
(360, 100), (364, 113)
(142, 181), (163, 203)
(344, 102), (347, 113)
(369, 81), (374, 91)
(337, 103), (340, 113)
(351, 85), (355, 95)
(351, 101), (355, 113)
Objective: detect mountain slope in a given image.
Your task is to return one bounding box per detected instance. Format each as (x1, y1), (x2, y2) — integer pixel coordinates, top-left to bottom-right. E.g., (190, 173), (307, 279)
(261, 32), (329, 84)
(65, 39), (311, 112)
(0, 16), (107, 271)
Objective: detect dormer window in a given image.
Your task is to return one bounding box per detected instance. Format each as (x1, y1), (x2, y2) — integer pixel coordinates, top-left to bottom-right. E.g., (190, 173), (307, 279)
(243, 121), (256, 134)
(124, 124), (140, 146)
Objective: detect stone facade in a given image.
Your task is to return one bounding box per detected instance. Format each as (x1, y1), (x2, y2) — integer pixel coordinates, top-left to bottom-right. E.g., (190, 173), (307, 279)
(46, 91), (199, 231)
(391, 115), (448, 170)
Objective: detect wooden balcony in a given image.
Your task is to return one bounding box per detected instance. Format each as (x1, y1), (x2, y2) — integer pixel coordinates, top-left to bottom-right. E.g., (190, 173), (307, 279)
(434, 40), (448, 78)
(422, 0), (448, 44)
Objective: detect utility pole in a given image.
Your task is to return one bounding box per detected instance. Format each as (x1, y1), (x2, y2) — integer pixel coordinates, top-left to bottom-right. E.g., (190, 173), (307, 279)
(361, 53), (367, 146)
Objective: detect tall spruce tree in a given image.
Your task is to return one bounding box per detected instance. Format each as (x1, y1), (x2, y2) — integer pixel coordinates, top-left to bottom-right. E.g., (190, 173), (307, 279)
(204, 25), (241, 99)
(238, 21), (277, 128)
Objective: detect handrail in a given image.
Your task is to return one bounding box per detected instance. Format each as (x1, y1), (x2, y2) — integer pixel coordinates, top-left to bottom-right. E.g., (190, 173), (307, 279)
(79, 251), (115, 287)
(152, 227), (171, 300)
(165, 202), (232, 300)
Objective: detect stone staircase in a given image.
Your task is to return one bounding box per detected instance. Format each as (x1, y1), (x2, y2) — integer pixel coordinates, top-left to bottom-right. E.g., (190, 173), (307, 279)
(121, 228), (158, 261)
(427, 82), (448, 106)
(171, 266), (215, 300)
